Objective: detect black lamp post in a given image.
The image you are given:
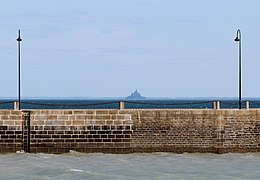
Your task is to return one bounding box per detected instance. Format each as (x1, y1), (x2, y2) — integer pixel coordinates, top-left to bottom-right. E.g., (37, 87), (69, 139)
(234, 29), (242, 109)
(17, 30), (22, 110)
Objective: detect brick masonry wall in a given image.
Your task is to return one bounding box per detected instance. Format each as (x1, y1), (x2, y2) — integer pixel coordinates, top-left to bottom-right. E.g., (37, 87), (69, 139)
(0, 111), (22, 153)
(221, 110), (260, 152)
(122, 109), (260, 153)
(120, 109), (221, 153)
(29, 110), (133, 153)
(0, 109), (260, 153)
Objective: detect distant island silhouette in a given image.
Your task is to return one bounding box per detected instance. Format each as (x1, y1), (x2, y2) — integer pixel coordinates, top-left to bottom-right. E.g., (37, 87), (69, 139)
(126, 90), (146, 100)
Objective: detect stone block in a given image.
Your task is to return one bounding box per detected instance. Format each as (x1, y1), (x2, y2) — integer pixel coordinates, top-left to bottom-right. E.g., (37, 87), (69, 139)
(0, 111), (11, 115)
(75, 115), (86, 120)
(3, 121), (15, 126)
(46, 121), (65, 126)
(9, 115), (21, 121)
(34, 115), (47, 121)
(35, 120), (46, 126)
(47, 115), (58, 120)
(108, 110), (119, 115)
(64, 111), (73, 115)
(65, 120), (72, 126)
(0, 115), (9, 120)
(96, 110), (109, 115)
(57, 115), (69, 121)
(96, 115), (110, 120)
(14, 121), (22, 126)
(11, 111), (22, 115)
(72, 120), (84, 126)
(114, 120), (124, 125)
(86, 115), (95, 120)
(118, 115), (132, 121)
(73, 110), (87, 115)
(106, 120), (114, 125)
(85, 110), (95, 115)
(96, 120), (106, 125)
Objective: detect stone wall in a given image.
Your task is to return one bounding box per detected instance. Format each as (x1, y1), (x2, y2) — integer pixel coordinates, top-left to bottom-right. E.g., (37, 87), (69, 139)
(123, 109), (260, 153)
(221, 110), (260, 152)
(29, 110), (132, 153)
(122, 109), (220, 153)
(0, 109), (260, 153)
(0, 111), (22, 153)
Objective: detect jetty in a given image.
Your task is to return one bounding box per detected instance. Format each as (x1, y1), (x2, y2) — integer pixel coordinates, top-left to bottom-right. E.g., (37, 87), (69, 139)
(0, 100), (259, 154)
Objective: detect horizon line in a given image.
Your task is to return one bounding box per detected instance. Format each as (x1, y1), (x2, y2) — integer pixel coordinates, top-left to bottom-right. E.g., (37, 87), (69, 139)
(1, 96), (260, 100)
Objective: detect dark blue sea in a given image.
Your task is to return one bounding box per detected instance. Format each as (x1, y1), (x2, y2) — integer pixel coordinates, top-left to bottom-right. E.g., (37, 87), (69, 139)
(1, 99), (260, 109)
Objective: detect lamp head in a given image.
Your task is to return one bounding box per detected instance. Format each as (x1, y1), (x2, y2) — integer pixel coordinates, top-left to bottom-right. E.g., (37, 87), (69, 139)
(234, 36), (240, 42)
(234, 29), (241, 42)
(17, 30), (22, 42)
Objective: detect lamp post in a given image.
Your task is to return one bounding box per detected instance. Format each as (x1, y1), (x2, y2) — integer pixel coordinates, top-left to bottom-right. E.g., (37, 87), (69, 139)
(234, 29), (242, 109)
(17, 30), (22, 110)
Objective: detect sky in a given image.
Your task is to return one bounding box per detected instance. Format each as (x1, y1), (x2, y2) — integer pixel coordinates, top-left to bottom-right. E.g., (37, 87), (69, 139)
(1, 0), (260, 98)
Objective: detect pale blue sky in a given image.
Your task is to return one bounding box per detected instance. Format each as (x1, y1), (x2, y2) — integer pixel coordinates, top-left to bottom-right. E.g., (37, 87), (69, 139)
(1, 0), (260, 98)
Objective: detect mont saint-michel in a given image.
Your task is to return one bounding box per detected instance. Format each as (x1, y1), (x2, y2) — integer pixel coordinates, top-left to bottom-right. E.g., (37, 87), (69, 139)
(126, 90), (146, 100)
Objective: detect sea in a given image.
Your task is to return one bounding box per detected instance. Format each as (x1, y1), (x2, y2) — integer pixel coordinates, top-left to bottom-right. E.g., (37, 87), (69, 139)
(0, 152), (260, 179)
(1, 98), (260, 109)
(1, 99), (260, 179)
